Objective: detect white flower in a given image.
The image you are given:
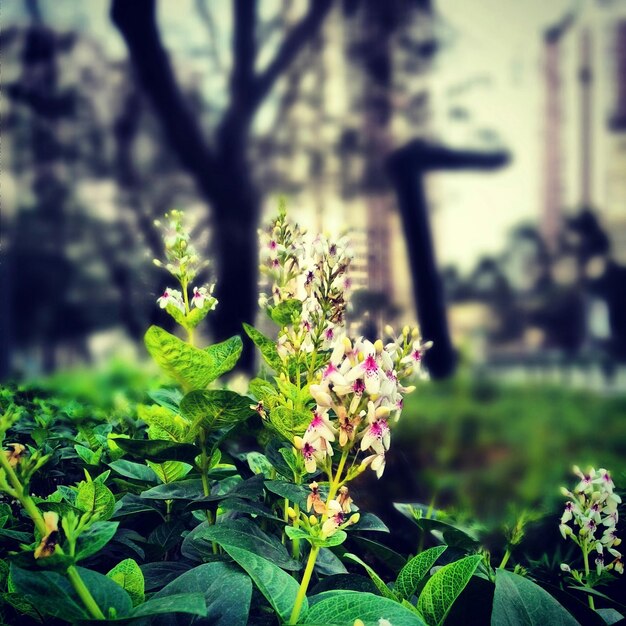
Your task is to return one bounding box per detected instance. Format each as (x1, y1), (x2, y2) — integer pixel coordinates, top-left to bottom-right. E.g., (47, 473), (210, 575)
(157, 288), (184, 312)
(192, 286), (209, 308)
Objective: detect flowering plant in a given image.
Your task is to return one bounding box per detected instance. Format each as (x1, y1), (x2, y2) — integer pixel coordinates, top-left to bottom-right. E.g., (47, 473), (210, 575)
(0, 203), (623, 626)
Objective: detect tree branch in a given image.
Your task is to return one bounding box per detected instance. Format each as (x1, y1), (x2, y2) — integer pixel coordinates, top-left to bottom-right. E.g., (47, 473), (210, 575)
(252, 0), (333, 107)
(111, 0), (218, 197)
(231, 0), (257, 103)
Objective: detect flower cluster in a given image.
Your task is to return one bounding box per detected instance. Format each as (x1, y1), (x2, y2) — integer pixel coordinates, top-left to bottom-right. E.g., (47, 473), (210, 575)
(301, 482), (360, 539)
(152, 211), (217, 321)
(560, 466), (623, 576)
(258, 202), (353, 359)
(298, 335), (418, 479)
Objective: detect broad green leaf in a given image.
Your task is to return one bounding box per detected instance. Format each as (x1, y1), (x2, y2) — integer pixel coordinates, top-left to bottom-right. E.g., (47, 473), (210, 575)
(219, 498), (278, 520)
(264, 479), (309, 509)
(243, 323), (282, 371)
(111, 438), (200, 464)
(345, 553), (397, 600)
(352, 512), (390, 533)
(145, 326), (217, 389)
(305, 591), (427, 626)
(491, 569), (580, 626)
(9, 565), (87, 621)
(180, 390), (255, 434)
(204, 335), (243, 379)
(597, 609), (624, 625)
(269, 298), (302, 326)
(417, 555), (482, 626)
(138, 404), (188, 442)
(187, 475), (266, 509)
(76, 481), (115, 521)
(395, 546), (448, 601)
(74, 444), (102, 466)
(187, 518), (299, 570)
(107, 559), (144, 607)
(247, 451), (274, 477)
(224, 545), (304, 624)
(353, 536), (407, 573)
(311, 574), (378, 596)
(148, 520), (186, 551)
(126, 593), (207, 620)
(141, 562), (189, 592)
(248, 377), (279, 406)
(315, 548), (348, 576)
(153, 562), (252, 626)
(141, 479), (205, 500)
(394, 504), (480, 550)
(76, 566), (134, 618)
(112, 494), (163, 520)
(146, 460), (192, 484)
(109, 460), (158, 483)
(148, 388), (183, 413)
(269, 405), (312, 442)
(75, 521), (119, 562)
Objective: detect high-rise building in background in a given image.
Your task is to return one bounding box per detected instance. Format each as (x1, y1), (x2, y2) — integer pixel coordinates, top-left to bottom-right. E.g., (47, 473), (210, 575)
(543, 1), (626, 262)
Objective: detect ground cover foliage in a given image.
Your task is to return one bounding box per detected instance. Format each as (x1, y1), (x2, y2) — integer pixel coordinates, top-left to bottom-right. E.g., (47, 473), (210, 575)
(1, 206), (624, 625)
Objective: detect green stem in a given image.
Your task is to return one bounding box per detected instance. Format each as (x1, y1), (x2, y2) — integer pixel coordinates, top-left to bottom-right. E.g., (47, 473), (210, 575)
(289, 546), (320, 625)
(498, 548), (511, 570)
(582, 544), (595, 610)
(326, 450), (349, 505)
(0, 452), (105, 620)
(67, 565), (106, 620)
(198, 433), (218, 554)
(0, 450), (47, 536)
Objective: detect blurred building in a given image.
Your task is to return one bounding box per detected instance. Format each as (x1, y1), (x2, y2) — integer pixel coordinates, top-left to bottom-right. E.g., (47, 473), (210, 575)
(257, 2), (435, 332)
(542, 0), (626, 263)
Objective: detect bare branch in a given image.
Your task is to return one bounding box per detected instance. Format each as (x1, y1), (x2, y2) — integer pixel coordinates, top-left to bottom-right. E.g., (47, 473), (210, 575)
(194, 0), (225, 72)
(111, 0), (218, 197)
(253, 0), (333, 107)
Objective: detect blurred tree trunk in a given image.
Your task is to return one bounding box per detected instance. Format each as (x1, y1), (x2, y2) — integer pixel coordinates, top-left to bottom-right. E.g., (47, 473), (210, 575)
(112, 0), (332, 369)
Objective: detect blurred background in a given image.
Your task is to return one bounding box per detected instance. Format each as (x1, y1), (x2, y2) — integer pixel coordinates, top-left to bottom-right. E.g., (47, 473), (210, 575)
(1, 0), (626, 528)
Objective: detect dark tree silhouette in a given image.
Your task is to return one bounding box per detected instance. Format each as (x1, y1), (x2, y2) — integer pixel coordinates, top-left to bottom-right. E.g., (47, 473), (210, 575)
(111, 0), (333, 368)
(387, 140), (509, 378)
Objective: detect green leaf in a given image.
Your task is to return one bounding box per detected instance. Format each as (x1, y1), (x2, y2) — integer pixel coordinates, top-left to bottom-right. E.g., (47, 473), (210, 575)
(243, 323), (282, 371)
(141, 479), (204, 500)
(107, 559), (145, 607)
(491, 569), (580, 626)
(352, 512), (390, 533)
(353, 537), (407, 573)
(9, 565), (87, 621)
(152, 562), (252, 626)
(145, 326), (214, 388)
(138, 404), (188, 442)
(417, 555), (482, 626)
(148, 388), (183, 413)
(394, 504), (480, 551)
(264, 479), (309, 509)
(186, 519), (300, 570)
(75, 521), (119, 562)
(269, 299), (303, 326)
(223, 545), (304, 624)
(108, 460), (158, 483)
(345, 553), (397, 600)
(305, 591), (427, 626)
(76, 481), (115, 521)
(180, 390), (255, 435)
(148, 521), (185, 552)
(126, 593), (207, 620)
(597, 609), (624, 625)
(395, 546), (448, 601)
(146, 460), (192, 484)
(74, 445), (102, 466)
(204, 335), (243, 379)
(269, 405), (311, 441)
(111, 438), (200, 464)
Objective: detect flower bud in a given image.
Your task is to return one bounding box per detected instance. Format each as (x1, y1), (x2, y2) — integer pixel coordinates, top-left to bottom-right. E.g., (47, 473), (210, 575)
(374, 339), (384, 354)
(384, 325), (394, 337)
(349, 513), (360, 525)
(560, 563), (571, 572)
(309, 515), (318, 526)
(402, 325), (410, 337)
(287, 507), (297, 519)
